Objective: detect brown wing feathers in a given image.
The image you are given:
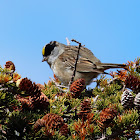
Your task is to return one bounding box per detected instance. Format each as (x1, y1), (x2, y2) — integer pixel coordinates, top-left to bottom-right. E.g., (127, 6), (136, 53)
(59, 45), (126, 73)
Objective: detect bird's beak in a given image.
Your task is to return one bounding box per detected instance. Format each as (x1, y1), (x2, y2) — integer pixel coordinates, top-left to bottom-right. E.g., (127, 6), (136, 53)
(42, 56), (48, 62)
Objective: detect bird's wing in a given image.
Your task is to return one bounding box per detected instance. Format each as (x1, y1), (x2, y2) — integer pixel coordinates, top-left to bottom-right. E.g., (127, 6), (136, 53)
(58, 45), (104, 73)
(65, 45), (101, 63)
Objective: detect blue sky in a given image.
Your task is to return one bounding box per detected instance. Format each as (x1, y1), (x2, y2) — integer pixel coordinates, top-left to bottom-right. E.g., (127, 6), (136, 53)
(0, 0), (140, 86)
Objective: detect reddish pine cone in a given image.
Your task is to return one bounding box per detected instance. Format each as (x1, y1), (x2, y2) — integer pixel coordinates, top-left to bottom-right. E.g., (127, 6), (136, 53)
(5, 61), (15, 72)
(18, 78), (49, 110)
(17, 92), (49, 110)
(80, 99), (92, 112)
(34, 113), (64, 135)
(19, 78), (32, 93)
(16, 95), (33, 110)
(78, 99), (92, 120)
(70, 78), (85, 98)
(36, 83), (45, 90)
(125, 74), (140, 92)
(43, 113), (64, 130)
(59, 123), (69, 136)
(34, 119), (46, 133)
(99, 105), (117, 128)
(31, 92), (49, 110)
(19, 78), (40, 96)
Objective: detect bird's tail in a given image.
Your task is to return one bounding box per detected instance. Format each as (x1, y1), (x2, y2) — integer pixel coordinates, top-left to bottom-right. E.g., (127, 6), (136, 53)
(97, 63), (127, 70)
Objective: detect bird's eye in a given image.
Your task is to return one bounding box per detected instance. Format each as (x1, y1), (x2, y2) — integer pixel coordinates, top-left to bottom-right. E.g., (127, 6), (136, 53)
(50, 41), (57, 46)
(42, 42), (56, 57)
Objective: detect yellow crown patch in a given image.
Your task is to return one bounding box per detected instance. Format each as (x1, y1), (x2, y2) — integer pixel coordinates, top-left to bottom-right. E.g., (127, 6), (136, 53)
(42, 46), (45, 56)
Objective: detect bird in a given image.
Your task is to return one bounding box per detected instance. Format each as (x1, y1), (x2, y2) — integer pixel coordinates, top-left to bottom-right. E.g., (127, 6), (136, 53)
(42, 41), (126, 86)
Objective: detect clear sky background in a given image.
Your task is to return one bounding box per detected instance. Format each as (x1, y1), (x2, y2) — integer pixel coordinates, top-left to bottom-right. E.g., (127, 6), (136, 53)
(0, 0), (139, 87)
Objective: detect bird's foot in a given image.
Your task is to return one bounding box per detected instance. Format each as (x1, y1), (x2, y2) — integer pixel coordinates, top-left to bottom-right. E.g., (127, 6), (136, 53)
(49, 77), (69, 92)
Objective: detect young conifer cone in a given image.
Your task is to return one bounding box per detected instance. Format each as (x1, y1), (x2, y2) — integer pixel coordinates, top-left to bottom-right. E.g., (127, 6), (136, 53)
(59, 123), (69, 136)
(43, 113), (64, 129)
(17, 78), (49, 110)
(16, 95), (33, 110)
(99, 105), (117, 128)
(121, 90), (134, 109)
(19, 78), (40, 96)
(134, 92), (140, 109)
(5, 61), (15, 72)
(136, 65), (140, 73)
(34, 113), (65, 135)
(125, 74), (140, 93)
(70, 78), (85, 98)
(34, 119), (46, 133)
(78, 99), (92, 120)
(31, 92), (49, 110)
(18, 78), (34, 95)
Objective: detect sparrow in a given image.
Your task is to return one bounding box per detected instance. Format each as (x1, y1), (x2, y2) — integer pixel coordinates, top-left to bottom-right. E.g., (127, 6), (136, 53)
(42, 41), (126, 86)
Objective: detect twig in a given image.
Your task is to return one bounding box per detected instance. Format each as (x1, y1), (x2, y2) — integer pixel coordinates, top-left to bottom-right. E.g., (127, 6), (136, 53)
(122, 84), (126, 92)
(97, 130), (124, 140)
(49, 77), (68, 92)
(101, 77), (118, 92)
(68, 39), (83, 86)
(0, 88), (8, 91)
(66, 37), (70, 45)
(107, 77), (118, 85)
(71, 39), (82, 44)
(94, 95), (99, 103)
(0, 84), (4, 88)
